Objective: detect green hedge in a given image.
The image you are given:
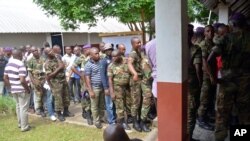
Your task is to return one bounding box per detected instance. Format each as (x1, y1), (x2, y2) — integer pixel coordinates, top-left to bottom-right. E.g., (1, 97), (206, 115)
(0, 96), (16, 115)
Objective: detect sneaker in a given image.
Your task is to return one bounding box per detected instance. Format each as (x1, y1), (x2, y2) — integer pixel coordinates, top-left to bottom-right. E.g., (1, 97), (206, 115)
(21, 126), (31, 132)
(50, 115), (57, 121)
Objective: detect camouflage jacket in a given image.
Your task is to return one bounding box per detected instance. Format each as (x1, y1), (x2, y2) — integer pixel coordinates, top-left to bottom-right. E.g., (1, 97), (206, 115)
(73, 54), (90, 71)
(188, 44), (202, 76)
(44, 57), (65, 82)
(108, 62), (130, 85)
(129, 49), (142, 75)
(213, 30), (250, 74)
(27, 56), (46, 80)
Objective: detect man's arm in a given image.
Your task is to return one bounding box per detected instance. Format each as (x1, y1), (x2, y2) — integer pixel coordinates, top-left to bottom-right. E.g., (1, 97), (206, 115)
(194, 63), (202, 86)
(108, 76), (115, 100)
(128, 57), (138, 81)
(20, 75), (30, 93)
(85, 75), (95, 98)
(47, 57), (65, 79)
(3, 75), (10, 90)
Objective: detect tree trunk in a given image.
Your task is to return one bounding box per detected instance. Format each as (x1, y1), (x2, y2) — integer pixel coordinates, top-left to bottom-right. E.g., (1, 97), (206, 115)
(140, 9), (146, 45)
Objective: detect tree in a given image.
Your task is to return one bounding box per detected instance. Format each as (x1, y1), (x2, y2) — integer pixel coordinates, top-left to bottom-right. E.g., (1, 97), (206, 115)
(188, 0), (218, 25)
(34, 0), (217, 43)
(34, 0), (154, 44)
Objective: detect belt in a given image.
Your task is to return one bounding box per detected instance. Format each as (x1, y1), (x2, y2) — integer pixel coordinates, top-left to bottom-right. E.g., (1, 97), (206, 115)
(91, 83), (103, 87)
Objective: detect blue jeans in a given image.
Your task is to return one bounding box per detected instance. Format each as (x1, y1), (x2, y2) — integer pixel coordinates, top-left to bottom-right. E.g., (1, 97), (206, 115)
(46, 89), (55, 116)
(105, 95), (116, 124)
(69, 78), (81, 102)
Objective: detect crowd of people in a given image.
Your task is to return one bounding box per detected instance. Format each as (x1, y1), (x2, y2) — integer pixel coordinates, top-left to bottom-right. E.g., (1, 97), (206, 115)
(0, 32), (157, 133)
(187, 13), (250, 141)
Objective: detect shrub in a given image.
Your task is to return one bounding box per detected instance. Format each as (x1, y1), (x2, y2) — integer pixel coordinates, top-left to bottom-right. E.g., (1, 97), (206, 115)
(0, 96), (16, 115)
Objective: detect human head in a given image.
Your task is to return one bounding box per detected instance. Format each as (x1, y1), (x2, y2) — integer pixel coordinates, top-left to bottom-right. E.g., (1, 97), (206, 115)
(90, 47), (100, 61)
(229, 13), (246, 30)
(103, 124), (130, 141)
(25, 44), (32, 53)
(74, 46), (81, 56)
(99, 42), (105, 53)
(65, 46), (72, 55)
(82, 44), (91, 56)
(192, 30), (205, 45)
(52, 45), (61, 55)
(117, 44), (126, 56)
(44, 47), (55, 59)
(204, 25), (214, 40)
(4, 47), (12, 57)
(12, 49), (23, 61)
(103, 43), (114, 57)
(111, 50), (122, 64)
(131, 37), (142, 51)
(30, 46), (40, 59)
(217, 23), (228, 36)
(43, 41), (50, 48)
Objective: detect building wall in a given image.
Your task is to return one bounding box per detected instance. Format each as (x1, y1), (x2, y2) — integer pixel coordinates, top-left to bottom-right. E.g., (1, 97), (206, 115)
(63, 33), (102, 46)
(0, 33), (46, 47)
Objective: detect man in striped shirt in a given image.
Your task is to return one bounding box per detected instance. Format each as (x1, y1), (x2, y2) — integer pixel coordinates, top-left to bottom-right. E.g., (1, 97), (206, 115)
(4, 49), (31, 132)
(85, 47), (105, 129)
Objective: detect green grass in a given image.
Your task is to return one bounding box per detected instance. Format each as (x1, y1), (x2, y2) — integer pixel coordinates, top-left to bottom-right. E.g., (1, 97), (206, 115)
(0, 96), (16, 115)
(0, 115), (147, 141)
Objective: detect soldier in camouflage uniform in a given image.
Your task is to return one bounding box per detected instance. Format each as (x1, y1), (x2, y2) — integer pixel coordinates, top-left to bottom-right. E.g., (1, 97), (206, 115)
(197, 25), (217, 130)
(209, 13), (250, 141)
(128, 37), (143, 132)
(44, 47), (74, 121)
(140, 50), (153, 132)
(71, 45), (92, 125)
(187, 31), (203, 138)
(108, 50), (131, 130)
(27, 46), (46, 117)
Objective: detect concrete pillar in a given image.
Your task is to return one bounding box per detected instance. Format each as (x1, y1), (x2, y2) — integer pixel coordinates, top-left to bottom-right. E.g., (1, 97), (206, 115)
(218, 3), (229, 24)
(155, 0), (188, 141)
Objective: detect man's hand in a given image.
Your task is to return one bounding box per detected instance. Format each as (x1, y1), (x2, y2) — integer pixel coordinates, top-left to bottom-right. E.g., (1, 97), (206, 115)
(89, 90), (95, 99)
(110, 92), (116, 101)
(209, 75), (216, 85)
(133, 73), (138, 81)
(104, 89), (109, 96)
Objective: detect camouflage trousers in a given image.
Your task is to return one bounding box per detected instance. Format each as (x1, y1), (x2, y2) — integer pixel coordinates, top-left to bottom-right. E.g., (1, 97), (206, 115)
(187, 76), (201, 136)
(130, 76), (142, 117)
(91, 87), (105, 124)
(140, 79), (152, 120)
(33, 81), (46, 109)
(215, 75), (250, 141)
(197, 76), (216, 118)
(51, 80), (70, 112)
(113, 84), (130, 120)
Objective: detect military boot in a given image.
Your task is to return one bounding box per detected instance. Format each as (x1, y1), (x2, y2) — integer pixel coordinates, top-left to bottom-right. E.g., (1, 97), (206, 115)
(140, 118), (151, 132)
(63, 107), (74, 117)
(56, 111), (65, 121)
(82, 109), (87, 119)
(40, 108), (46, 117)
(132, 116), (142, 132)
(122, 118), (131, 130)
(86, 110), (93, 125)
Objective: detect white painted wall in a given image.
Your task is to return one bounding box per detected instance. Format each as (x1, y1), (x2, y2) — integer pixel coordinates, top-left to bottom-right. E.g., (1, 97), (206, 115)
(63, 33), (102, 46)
(0, 33), (46, 47)
(218, 4), (229, 24)
(156, 0), (188, 83)
(102, 35), (142, 55)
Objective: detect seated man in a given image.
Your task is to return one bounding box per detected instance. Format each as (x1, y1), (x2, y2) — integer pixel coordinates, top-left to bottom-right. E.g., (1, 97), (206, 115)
(103, 124), (143, 141)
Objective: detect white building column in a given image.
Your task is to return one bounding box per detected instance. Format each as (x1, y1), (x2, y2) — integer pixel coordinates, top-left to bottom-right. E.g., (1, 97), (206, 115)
(156, 0), (188, 141)
(45, 33), (52, 47)
(218, 3), (229, 24)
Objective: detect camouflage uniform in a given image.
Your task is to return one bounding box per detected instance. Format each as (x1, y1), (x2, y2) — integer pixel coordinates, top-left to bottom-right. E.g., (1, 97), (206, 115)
(197, 39), (217, 118)
(107, 62), (130, 120)
(187, 44), (202, 135)
(44, 58), (70, 112)
(213, 31), (250, 141)
(129, 49), (142, 117)
(27, 57), (46, 110)
(122, 56), (132, 115)
(72, 54), (90, 111)
(140, 54), (153, 120)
